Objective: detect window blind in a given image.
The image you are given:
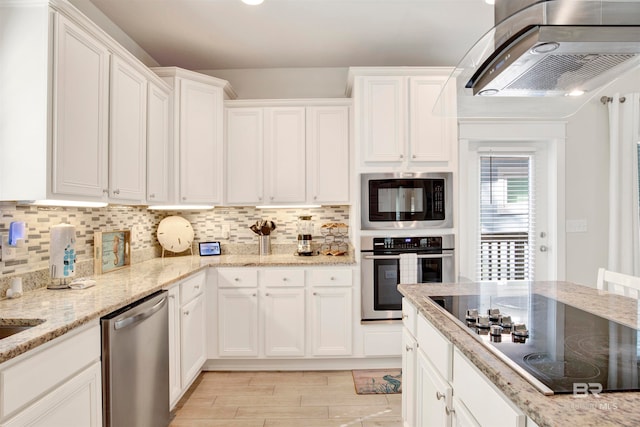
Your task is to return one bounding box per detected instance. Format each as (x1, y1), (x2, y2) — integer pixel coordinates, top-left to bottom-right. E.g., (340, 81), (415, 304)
(477, 155), (536, 281)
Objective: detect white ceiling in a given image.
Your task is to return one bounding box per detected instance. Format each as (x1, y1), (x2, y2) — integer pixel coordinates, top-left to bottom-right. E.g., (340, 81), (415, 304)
(86, 0), (495, 70)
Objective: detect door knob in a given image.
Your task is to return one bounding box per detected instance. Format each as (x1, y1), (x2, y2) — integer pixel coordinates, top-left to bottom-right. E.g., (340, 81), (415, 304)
(540, 245), (548, 252)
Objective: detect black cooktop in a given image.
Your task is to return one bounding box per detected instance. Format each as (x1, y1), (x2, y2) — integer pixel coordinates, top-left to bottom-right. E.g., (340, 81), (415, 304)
(429, 294), (640, 394)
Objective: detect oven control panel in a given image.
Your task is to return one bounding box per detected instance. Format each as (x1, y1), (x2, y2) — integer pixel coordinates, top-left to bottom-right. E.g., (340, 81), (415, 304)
(373, 236), (442, 250)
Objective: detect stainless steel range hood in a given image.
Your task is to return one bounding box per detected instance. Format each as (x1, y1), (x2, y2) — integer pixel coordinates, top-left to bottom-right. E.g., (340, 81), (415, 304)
(441, 0), (640, 119)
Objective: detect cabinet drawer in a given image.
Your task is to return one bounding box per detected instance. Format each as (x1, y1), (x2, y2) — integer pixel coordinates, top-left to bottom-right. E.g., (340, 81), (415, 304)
(402, 298), (418, 337)
(0, 323), (100, 419)
(261, 269), (304, 287)
(453, 348), (525, 427)
(307, 268), (352, 286)
(416, 314), (452, 381)
(180, 271), (205, 305)
(218, 268), (258, 288)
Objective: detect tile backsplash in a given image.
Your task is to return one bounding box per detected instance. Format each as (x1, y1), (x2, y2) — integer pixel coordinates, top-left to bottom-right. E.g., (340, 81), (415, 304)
(0, 203), (350, 282)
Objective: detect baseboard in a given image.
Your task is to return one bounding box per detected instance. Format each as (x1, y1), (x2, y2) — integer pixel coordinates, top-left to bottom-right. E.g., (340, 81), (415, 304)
(202, 357), (402, 371)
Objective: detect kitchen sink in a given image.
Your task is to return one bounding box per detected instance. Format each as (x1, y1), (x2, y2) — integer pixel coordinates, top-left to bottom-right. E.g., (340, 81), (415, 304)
(0, 319), (45, 340)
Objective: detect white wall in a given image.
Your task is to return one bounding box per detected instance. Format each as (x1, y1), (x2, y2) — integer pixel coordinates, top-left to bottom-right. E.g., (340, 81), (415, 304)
(564, 68), (640, 286)
(199, 68), (349, 99)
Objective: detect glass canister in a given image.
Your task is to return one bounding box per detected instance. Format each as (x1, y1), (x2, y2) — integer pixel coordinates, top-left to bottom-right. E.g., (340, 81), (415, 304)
(297, 215), (313, 255)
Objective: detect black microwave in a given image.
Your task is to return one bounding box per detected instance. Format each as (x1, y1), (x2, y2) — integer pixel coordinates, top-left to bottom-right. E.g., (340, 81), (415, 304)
(361, 172), (453, 230)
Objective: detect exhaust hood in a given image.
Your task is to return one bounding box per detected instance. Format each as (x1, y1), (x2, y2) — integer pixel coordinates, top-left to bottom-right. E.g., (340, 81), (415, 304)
(440, 0), (640, 119)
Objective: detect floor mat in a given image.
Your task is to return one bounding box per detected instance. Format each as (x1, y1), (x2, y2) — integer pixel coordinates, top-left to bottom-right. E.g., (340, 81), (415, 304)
(352, 369), (402, 394)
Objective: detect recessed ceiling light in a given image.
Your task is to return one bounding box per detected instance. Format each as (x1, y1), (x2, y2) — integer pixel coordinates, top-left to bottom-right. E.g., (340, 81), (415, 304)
(242, 0), (264, 5)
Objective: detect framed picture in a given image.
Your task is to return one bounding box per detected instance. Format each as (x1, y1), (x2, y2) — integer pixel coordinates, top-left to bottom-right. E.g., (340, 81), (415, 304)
(94, 230), (131, 274)
(199, 241), (221, 256)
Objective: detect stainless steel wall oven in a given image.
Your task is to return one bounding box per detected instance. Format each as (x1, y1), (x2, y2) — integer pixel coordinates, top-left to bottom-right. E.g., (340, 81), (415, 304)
(361, 235), (455, 321)
(361, 172), (452, 230)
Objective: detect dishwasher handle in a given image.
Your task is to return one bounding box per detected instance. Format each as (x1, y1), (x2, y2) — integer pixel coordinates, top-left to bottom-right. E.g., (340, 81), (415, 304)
(114, 296), (167, 330)
(363, 253), (453, 260)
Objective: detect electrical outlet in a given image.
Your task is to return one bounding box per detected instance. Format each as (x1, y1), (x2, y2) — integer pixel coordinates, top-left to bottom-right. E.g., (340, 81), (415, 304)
(1, 235), (17, 261)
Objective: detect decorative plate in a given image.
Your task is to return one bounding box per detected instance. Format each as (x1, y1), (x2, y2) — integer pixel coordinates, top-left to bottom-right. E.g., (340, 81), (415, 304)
(157, 216), (194, 254)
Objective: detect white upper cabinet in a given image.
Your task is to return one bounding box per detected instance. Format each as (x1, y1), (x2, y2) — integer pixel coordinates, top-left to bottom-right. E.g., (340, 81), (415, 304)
(224, 100), (351, 206)
(109, 56), (147, 203)
(154, 68), (232, 205)
(146, 82), (172, 204)
(52, 13), (110, 200)
(358, 76), (406, 164)
(225, 108), (264, 205)
(264, 107), (306, 204)
(0, 3), (171, 204)
(306, 106), (350, 204)
(349, 67), (457, 172)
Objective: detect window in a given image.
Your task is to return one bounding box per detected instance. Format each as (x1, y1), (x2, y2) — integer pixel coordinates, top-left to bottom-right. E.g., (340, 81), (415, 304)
(478, 155), (535, 281)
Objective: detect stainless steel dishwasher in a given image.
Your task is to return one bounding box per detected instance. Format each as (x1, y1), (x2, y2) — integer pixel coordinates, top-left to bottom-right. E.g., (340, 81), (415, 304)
(101, 290), (169, 427)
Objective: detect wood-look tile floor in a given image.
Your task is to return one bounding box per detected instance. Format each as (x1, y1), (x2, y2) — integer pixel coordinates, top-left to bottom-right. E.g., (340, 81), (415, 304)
(170, 371), (402, 427)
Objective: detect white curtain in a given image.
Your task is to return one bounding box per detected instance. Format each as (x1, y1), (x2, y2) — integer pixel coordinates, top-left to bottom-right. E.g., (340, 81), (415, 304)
(607, 93), (640, 276)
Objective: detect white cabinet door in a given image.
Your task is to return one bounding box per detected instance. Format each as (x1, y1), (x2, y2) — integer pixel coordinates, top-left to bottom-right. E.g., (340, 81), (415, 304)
(307, 106), (350, 204)
(166, 285), (181, 409)
(52, 14), (109, 199)
(179, 79), (223, 204)
(1, 362), (102, 427)
(263, 288), (305, 356)
(181, 293), (206, 388)
(225, 108), (264, 205)
(402, 328), (417, 427)
(310, 287), (352, 356)
(218, 288), (259, 356)
(264, 107), (306, 203)
(147, 81), (171, 204)
(416, 349), (452, 427)
(359, 76), (405, 163)
(109, 56), (147, 203)
(409, 76), (451, 163)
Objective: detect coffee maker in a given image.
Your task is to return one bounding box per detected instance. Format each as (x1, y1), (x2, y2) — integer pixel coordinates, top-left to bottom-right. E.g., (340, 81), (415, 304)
(296, 215), (313, 256)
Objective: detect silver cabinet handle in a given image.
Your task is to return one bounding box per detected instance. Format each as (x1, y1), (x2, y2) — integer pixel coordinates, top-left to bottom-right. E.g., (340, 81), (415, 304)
(405, 344), (413, 352)
(436, 391), (445, 401)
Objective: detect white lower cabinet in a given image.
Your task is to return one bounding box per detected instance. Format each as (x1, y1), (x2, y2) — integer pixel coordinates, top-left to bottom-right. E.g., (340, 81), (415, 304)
(165, 271), (207, 409)
(0, 323), (101, 427)
(264, 288), (305, 357)
(215, 267), (353, 359)
(402, 298), (526, 427)
(416, 349), (452, 427)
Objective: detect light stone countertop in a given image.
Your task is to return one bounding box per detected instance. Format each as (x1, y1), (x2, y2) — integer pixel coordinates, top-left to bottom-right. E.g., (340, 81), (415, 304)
(0, 252), (355, 364)
(398, 281), (640, 427)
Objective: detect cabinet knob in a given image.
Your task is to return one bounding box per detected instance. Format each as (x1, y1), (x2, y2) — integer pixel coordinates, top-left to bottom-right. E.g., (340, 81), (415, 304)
(194, 285), (200, 290)
(313, 292), (318, 296)
(399, 154), (404, 159)
(282, 277), (287, 281)
(436, 391), (445, 401)
(234, 278), (240, 282)
(445, 406), (455, 416)
(113, 189), (120, 195)
(182, 197), (187, 201)
(412, 154), (416, 159)
(330, 277), (336, 281)
(149, 193), (155, 198)
(402, 314), (408, 319)
(265, 292), (270, 296)
(252, 293), (257, 297)
(184, 310), (190, 316)
(270, 196), (274, 201)
(103, 189), (109, 195)
(405, 344), (413, 352)
(314, 196), (317, 200)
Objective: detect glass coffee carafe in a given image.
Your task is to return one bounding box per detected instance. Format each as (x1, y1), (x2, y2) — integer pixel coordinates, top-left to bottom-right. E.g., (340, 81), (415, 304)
(297, 215), (313, 256)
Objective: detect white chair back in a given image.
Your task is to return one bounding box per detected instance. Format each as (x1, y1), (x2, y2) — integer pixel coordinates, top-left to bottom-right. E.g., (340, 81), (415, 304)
(596, 268), (640, 298)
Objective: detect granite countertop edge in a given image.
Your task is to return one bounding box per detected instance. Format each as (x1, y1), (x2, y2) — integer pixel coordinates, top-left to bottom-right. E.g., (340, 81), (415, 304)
(0, 253), (356, 365)
(398, 282), (640, 427)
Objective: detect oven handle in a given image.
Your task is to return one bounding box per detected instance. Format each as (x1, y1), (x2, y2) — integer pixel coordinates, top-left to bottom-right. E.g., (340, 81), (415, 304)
(363, 253), (453, 260)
